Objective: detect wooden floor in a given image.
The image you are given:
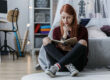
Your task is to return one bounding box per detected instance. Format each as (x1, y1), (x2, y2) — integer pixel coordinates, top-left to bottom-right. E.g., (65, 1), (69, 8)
(0, 53), (43, 80)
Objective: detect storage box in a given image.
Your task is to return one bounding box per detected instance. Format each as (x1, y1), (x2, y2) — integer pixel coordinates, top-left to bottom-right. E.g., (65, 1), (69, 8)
(34, 37), (43, 48)
(36, 0), (48, 8)
(45, 13), (50, 22)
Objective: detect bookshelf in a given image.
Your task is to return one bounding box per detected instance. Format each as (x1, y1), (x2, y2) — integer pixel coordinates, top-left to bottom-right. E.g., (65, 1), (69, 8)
(30, 0), (53, 53)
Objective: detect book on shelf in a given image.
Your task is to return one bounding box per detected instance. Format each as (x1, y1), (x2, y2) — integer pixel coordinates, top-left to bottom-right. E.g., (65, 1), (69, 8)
(40, 31), (50, 34)
(40, 28), (50, 31)
(52, 37), (77, 46)
(40, 25), (51, 29)
(34, 24), (40, 33)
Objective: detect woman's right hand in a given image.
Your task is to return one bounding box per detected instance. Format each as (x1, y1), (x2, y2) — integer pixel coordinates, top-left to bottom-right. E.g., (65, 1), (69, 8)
(63, 25), (69, 38)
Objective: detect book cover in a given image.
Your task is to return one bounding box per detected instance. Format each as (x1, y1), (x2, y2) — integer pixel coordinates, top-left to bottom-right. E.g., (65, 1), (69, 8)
(41, 28), (50, 31)
(40, 31), (50, 34)
(40, 25), (50, 29)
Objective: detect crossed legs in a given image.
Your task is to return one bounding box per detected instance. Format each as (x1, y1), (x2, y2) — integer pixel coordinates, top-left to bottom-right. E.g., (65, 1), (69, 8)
(43, 37), (87, 77)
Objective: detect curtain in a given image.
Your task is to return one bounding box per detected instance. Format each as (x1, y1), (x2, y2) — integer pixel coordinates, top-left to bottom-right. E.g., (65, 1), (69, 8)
(106, 0), (110, 18)
(83, 0), (110, 27)
(85, 0), (109, 18)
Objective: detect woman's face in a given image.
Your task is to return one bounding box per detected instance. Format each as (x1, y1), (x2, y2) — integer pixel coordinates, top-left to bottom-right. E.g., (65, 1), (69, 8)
(61, 11), (74, 27)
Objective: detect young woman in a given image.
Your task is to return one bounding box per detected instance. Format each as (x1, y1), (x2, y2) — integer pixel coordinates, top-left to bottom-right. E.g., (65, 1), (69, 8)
(42, 4), (88, 77)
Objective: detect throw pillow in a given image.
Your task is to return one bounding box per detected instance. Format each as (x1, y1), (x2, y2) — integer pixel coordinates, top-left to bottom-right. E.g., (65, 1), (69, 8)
(100, 25), (110, 36)
(79, 18), (90, 27)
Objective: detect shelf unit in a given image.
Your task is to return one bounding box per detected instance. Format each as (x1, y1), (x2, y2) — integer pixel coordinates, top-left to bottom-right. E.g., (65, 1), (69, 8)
(30, 0), (53, 53)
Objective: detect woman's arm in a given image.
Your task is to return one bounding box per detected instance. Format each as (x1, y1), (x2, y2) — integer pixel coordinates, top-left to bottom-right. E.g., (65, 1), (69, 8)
(53, 27), (61, 40)
(62, 25), (69, 39)
(78, 27), (88, 45)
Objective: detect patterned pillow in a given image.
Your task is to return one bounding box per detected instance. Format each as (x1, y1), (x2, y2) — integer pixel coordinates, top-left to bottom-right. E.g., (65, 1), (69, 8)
(100, 25), (110, 36)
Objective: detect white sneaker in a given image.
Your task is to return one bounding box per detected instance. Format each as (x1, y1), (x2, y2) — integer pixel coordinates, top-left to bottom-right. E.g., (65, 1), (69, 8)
(45, 65), (59, 78)
(65, 63), (79, 76)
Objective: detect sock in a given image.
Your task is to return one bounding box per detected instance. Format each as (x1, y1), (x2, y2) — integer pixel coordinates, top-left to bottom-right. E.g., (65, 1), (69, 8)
(54, 63), (61, 71)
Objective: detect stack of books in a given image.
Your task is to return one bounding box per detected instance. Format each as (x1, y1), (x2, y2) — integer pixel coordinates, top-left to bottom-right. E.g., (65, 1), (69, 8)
(40, 25), (50, 34)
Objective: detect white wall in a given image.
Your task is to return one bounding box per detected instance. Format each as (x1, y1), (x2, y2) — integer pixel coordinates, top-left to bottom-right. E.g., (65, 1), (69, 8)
(0, 0), (59, 51)
(52, 0), (58, 23)
(0, 0), (29, 50)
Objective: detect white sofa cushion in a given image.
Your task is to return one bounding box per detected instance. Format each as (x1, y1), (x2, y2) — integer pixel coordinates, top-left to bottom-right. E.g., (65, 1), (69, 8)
(87, 26), (108, 38)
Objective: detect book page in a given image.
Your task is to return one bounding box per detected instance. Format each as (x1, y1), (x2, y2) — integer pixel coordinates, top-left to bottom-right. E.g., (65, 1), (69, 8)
(52, 39), (64, 44)
(52, 37), (77, 45)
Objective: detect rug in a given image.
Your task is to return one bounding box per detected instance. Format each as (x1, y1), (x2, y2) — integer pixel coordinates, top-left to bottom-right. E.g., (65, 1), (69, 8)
(21, 68), (110, 80)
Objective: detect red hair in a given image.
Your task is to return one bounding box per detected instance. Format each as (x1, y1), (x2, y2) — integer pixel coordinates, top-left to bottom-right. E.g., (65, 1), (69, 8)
(60, 4), (78, 38)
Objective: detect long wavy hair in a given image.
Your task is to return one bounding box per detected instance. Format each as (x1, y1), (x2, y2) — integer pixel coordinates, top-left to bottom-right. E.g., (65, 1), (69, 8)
(60, 4), (78, 38)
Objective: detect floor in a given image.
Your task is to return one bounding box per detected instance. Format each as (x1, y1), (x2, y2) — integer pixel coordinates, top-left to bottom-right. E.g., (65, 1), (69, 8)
(2, 53), (110, 80)
(0, 53), (43, 80)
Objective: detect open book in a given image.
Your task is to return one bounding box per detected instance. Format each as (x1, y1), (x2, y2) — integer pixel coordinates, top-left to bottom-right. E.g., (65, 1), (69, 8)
(52, 37), (77, 46)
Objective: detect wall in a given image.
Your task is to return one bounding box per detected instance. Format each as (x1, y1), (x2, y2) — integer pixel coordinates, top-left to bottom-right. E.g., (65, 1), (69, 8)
(52, 0), (58, 23)
(0, 0), (58, 51)
(0, 0), (29, 50)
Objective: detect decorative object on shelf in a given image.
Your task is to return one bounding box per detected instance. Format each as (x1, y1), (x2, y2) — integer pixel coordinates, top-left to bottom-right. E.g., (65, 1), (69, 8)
(45, 13), (50, 22)
(78, 0), (86, 18)
(35, 13), (45, 22)
(35, 0), (49, 8)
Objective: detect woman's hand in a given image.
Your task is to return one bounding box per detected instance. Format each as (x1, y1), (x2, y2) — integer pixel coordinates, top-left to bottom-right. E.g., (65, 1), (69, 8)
(63, 25), (69, 39)
(57, 43), (72, 51)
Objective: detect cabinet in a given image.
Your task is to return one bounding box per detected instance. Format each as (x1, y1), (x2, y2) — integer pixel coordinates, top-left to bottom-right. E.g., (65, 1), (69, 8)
(30, 0), (53, 53)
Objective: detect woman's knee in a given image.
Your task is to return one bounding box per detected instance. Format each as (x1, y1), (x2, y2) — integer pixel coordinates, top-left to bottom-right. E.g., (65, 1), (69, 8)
(43, 37), (51, 46)
(78, 39), (87, 47)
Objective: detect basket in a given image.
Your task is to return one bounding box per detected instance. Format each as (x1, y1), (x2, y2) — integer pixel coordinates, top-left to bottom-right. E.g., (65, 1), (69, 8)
(36, 0), (48, 8)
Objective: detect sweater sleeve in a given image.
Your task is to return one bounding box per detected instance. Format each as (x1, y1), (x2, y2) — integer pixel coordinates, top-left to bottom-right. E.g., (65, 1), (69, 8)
(53, 27), (61, 40)
(78, 27), (88, 43)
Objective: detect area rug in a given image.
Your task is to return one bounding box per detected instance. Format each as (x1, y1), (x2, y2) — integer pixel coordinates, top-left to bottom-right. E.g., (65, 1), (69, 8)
(21, 68), (110, 80)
